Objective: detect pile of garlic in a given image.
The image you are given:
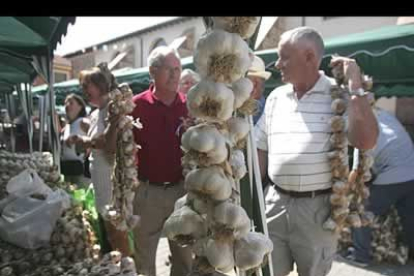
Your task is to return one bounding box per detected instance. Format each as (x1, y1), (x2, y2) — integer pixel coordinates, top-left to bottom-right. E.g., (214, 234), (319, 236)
(371, 206), (409, 265)
(338, 206), (409, 265)
(57, 251), (138, 276)
(0, 202), (99, 276)
(323, 64), (374, 233)
(0, 151), (61, 199)
(104, 83), (141, 231)
(164, 17), (273, 276)
(50, 203), (99, 263)
(0, 250), (137, 276)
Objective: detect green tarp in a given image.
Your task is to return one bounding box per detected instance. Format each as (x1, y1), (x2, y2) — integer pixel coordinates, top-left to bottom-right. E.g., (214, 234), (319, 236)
(31, 56), (196, 105)
(0, 17), (76, 93)
(258, 24), (414, 98)
(32, 23), (414, 105)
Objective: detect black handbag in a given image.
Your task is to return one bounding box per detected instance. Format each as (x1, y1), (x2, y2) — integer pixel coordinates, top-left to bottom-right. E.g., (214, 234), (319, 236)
(60, 159), (84, 176)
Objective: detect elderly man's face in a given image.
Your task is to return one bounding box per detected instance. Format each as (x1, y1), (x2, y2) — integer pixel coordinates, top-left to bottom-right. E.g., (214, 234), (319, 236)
(179, 77), (197, 94)
(275, 40), (308, 85)
(248, 76), (265, 100)
(152, 53), (182, 93)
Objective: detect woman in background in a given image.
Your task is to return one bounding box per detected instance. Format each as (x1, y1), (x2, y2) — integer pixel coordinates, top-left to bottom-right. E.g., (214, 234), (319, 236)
(61, 93), (90, 186)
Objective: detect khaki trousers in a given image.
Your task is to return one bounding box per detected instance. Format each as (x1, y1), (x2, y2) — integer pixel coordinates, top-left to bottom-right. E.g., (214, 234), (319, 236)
(133, 182), (193, 276)
(265, 185), (338, 276)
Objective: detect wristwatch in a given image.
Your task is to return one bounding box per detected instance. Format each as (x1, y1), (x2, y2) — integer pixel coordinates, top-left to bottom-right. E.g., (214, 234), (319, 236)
(349, 88), (367, 97)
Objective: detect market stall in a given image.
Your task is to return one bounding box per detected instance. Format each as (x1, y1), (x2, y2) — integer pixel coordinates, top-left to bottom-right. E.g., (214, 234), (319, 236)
(0, 17), (140, 276)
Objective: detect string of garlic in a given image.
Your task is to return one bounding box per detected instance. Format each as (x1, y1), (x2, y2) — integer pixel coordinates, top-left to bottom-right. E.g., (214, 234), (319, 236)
(323, 63), (375, 233)
(103, 84), (141, 231)
(164, 17), (273, 276)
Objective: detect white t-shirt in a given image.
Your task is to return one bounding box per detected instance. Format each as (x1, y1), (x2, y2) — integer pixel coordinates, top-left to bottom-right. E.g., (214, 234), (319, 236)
(61, 117), (86, 161)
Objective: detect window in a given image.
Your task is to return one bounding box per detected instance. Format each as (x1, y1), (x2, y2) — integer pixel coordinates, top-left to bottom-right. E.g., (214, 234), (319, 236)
(54, 72), (68, 83)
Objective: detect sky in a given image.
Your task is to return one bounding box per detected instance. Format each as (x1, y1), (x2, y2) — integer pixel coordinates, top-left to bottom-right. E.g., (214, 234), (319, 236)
(55, 17), (178, 56)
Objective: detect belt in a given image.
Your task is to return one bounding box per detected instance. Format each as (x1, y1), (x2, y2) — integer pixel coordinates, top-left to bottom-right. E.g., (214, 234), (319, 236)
(271, 182), (332, 198)
(139, 177), (181, 189)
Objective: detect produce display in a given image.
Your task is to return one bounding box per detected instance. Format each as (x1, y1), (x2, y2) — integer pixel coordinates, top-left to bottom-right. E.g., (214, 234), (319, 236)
(0, 151), (62, 199)
(0, 202), (99, 276)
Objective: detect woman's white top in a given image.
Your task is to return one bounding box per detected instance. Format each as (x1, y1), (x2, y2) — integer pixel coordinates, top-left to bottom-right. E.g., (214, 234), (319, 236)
(87, 105), (114, 215)
(61, 117), (86, 161)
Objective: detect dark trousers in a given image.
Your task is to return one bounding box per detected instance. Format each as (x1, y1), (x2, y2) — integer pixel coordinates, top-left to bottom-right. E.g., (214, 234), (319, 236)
(351, 180), (414, 262)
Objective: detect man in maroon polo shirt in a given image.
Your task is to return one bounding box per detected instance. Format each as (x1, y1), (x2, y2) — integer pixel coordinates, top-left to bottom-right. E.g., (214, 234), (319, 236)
(130, 46), (192, 276)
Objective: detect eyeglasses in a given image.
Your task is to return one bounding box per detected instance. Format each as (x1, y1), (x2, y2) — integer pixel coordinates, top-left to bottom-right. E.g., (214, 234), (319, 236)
(157, 66), (182, 75)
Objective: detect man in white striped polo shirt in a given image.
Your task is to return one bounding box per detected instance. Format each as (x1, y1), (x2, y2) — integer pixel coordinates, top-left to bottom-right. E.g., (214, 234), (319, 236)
(255, 27), (378, 276)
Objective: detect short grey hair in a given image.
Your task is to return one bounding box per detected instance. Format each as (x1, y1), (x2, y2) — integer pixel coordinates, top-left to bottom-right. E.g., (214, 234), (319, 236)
(147, 46), (181, 68)
(280, 27), (325, 63)
(180, 69), (200, 83)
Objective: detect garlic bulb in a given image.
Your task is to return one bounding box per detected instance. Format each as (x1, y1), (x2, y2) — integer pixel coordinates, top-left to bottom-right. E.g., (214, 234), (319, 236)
(187, 80), (234, 122)
(181, 123), (229, 167)
(234, 232), (273, 271)
(346, 212), (362, 228)
(205, 238), (235, 273)
(330, 132), (347, 149)
(194, 30), (251, 84)
(185, 166), (234, 202)
(332, 180), (349, 194)
(329, 116), (346, 132)
(331, 98), (347, 115)
(163, 205), (208, 246)
(231, 78), (253, 109)
(225, 117), (250, 148)
(230, 149), (247, 180)
(212, 201), (250, 240)
(211, 17), (260, 39)
(174, 193), (209, 215)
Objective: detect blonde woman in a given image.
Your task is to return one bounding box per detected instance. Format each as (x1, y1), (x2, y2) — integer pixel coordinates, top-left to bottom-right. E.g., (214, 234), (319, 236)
(67, 63), (131, 256)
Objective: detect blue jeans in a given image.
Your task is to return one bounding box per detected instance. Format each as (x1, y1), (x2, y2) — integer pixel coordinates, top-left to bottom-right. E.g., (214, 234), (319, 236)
(351, 180), (414, 262)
